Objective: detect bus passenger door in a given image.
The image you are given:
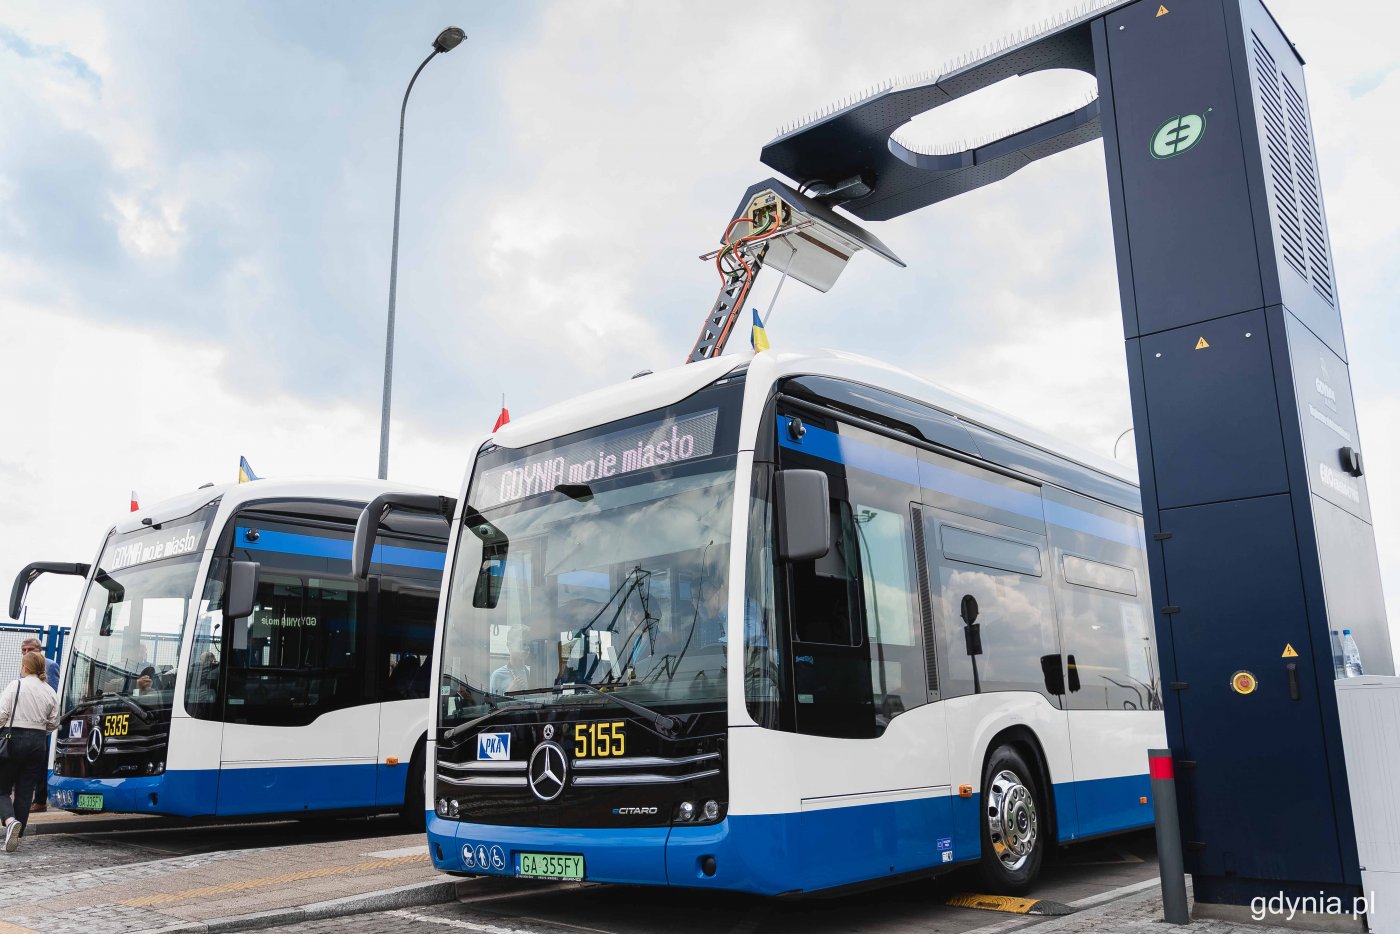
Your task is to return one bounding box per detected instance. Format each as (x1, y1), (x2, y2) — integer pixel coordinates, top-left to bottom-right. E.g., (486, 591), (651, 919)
(374, 578), (438, 808)
(216, 523), (379, 816)
(776, 411), (954, 885)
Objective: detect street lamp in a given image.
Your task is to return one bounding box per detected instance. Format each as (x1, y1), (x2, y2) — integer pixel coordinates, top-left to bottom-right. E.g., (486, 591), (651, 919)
(377, 26), (467, 480)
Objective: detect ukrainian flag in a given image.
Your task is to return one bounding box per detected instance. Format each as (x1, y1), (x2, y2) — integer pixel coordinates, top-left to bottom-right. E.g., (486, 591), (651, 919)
(238, 456), (259, 484)
(750, 309), (770, 353)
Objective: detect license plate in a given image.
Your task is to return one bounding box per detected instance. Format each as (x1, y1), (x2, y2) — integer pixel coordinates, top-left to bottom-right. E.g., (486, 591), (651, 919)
(76, 793), (104, 811)
(516, 851), (584, 881)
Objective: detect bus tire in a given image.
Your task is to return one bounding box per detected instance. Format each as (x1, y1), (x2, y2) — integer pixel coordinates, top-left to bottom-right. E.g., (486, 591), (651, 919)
(398, 744), (426, 830)
(976, 745), (1045, 894)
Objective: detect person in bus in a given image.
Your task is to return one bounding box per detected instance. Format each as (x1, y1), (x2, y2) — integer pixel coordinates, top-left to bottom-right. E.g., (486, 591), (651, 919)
(17, 639), (58, 814)
(490, 628), (532, 694)
(0, 651), (60, 852)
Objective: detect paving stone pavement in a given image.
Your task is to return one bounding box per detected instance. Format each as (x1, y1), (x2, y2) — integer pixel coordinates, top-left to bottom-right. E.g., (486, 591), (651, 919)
(257, 885), (1346, 934)
(0, 830), (445, 934)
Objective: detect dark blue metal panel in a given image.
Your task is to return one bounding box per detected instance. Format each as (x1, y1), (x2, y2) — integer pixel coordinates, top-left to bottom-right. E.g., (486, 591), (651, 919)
(1137, 309), (1289, 509)
(1103, 0), (1264, 335)
(1157, 494), (1345, 888)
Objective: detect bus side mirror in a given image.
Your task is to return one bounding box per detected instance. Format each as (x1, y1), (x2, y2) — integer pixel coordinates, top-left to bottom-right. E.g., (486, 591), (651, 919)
(776, 469), (830, 562)
(9, 562), (91, 620)
(225, 561), (259, 621)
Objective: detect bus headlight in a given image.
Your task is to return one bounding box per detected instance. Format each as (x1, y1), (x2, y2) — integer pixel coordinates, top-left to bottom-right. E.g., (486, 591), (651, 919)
(449, 799), (461, 818)
(676, 801), (695, 822)
(702, 800), (720, 822)
(436, 798), (449, 817)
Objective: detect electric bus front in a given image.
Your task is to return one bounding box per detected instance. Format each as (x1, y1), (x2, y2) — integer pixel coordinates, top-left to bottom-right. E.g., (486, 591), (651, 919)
(428, 372), (745, 887)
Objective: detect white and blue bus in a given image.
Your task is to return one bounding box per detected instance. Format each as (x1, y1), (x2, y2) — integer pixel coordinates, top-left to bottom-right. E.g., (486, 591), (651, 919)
(9, 478), (451, 822)
(382, 349), (1165, 895)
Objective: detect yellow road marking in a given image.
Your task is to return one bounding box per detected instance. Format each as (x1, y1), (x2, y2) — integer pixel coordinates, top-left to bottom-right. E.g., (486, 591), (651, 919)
(946, 893), (1040, 914)
(119, 853), (430, 907)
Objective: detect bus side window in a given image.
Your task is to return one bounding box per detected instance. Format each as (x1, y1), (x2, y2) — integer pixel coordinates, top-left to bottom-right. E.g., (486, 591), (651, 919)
(851, 503), (921, 727)
(1043, 486), (1160, 712)
(225, 571), (368, 727)
(380, 582), (437, 701)
(927, 516), (1059, 702)
(789, 500), (876, 738)
(790, 500), (863, 646)
(185, 557), (226, 721)
(1056, 564), (1159, 712)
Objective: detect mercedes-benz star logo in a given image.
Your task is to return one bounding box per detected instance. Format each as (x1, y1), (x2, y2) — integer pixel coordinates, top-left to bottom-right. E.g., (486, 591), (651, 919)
(542, 724), (554, 740)
(86, 728), (104, 764)
(527, 741), (567, 802)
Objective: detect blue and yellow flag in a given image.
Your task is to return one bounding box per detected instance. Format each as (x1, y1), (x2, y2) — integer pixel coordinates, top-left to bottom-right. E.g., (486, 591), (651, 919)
(238, 456), (259, 484)
(750, 309), (770, 353)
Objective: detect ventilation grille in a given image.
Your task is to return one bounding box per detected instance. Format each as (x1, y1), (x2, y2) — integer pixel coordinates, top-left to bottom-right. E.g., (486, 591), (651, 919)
(1252, 32), (1335, 305)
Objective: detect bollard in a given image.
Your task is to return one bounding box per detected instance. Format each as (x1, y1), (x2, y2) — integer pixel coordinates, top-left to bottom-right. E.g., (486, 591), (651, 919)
(1149, 748), (1191, 924)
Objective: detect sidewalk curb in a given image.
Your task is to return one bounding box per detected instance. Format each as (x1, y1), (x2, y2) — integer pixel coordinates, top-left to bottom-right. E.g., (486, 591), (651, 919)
(145, 877), (471, 933)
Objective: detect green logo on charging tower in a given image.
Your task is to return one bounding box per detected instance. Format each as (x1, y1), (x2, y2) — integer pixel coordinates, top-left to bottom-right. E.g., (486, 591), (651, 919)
(1151, 112), (1208, 159)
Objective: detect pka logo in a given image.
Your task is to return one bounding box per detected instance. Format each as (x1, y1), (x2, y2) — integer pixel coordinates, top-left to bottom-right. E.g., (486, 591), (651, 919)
(477, 732), (511, 761)
(1151, 111), (1209, 159)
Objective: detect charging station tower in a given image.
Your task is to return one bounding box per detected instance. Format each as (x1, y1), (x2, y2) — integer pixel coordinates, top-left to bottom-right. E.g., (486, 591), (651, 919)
(757, 0), (1391, 909)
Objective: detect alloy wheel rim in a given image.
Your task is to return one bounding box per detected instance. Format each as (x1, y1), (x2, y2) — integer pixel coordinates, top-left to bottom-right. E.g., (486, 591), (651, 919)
(986, 768), (1038, 871)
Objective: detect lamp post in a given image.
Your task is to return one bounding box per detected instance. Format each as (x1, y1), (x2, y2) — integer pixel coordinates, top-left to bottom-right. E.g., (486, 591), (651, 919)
(377, 26), (466, 480)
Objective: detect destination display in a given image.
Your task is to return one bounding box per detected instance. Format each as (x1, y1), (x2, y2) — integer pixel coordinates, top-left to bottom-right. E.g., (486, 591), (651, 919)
(104, 518), (209, 571)
(475, 408), (719, 510)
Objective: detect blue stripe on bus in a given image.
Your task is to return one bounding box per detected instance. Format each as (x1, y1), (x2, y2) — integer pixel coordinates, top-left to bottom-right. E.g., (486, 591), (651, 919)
(50, 761), (404, 817)
(778, 415), (1140, 548)
(235, 527), (445, 571)
(426, 771), (1153, 894)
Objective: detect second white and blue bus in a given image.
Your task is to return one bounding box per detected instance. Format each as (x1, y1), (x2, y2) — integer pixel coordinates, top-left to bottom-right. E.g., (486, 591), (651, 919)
(9, 477), (451, 822)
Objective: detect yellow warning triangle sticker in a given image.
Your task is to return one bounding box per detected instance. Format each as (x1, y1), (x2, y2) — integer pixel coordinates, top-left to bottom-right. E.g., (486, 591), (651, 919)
(1282, 643), (1299, 658)
(1157, 4), (1169, 15)
(1195, 336), (1210, 350)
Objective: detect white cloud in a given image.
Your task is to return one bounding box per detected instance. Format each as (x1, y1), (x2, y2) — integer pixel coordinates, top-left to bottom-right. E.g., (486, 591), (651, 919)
(1, 0), (1397, 660)
(0, 300), (473, 627)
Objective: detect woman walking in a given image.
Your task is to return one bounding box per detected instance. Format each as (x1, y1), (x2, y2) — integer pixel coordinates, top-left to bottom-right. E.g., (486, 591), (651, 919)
(0, 650), (60, 852)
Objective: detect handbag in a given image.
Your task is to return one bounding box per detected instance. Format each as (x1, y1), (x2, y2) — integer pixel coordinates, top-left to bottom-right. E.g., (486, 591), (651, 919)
(0, 678), (20, 760)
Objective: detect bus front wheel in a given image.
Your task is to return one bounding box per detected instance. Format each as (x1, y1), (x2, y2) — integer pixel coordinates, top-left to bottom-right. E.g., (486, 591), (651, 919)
(976, 746), (1045, 894)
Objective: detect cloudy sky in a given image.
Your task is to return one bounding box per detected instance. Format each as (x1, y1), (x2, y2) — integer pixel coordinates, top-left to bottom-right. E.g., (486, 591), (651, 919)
(3, 1), (1398, 652)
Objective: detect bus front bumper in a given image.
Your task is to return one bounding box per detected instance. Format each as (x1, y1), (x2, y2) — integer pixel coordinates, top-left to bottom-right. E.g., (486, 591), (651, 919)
(426, 814), (796, 894)
(50, 770), (217, 816)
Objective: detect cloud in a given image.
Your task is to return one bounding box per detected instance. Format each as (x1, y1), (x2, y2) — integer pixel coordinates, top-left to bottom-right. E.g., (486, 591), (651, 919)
(1, 0), (1397, 653)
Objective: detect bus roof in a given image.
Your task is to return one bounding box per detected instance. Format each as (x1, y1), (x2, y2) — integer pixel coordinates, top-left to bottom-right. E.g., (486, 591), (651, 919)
(115, 477), (447, 537)
(489, 349), (1137, 491)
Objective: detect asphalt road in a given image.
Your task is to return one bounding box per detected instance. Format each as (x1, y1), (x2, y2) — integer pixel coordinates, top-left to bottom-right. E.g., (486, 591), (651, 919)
(22, 816), (1160, 934)
(271, 829), (1161, 934)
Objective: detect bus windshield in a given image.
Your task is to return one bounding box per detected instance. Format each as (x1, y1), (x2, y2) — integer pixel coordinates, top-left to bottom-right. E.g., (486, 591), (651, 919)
(440, 439), (738, 730)
(63, 502), (217, 713)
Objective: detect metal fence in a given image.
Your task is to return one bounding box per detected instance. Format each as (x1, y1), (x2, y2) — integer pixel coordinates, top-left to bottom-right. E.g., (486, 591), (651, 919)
(0, 623), (70, 686)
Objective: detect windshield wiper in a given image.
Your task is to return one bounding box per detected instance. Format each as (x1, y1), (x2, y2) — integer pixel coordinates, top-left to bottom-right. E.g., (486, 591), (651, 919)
(94, 692), (154, 722)
(555, 682), (679, 737)
(442, 691), (544, 741)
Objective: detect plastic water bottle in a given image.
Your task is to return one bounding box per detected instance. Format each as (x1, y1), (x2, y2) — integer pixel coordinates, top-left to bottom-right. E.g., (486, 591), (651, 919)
(1342, 629), (1365, 677)
(1330, 630), (1346, 680)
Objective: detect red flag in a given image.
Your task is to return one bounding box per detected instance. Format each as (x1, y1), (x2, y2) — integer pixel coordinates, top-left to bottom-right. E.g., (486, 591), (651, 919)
(130, 490), (140, 513)
(493, 406), (511, 431)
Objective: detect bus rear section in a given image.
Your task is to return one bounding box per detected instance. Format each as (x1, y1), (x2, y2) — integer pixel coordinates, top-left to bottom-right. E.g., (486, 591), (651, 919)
(31, 480), (449, 820)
